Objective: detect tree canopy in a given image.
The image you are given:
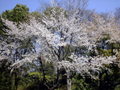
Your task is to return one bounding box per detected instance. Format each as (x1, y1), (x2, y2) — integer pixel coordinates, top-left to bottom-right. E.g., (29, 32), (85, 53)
(2, 4), (30, 24)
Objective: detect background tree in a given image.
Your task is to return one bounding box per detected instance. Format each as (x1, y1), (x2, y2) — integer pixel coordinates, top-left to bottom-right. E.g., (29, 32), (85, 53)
(2, 4), (30, 24)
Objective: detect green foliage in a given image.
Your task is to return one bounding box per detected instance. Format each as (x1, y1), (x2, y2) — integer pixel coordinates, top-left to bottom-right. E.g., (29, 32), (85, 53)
(0, 17), (8, 37)
(18, 38), (34, 53)
(97, 48), (113, 56)
(99, 34), (110, 41)
(43, 7), (56, 18)
(113, 43), (119, 49)
(17, 84), (38, 90)
(0, 18), (5, 35)
(71, 64), (120, 90)
(43, 62), (55, 76)
(97, 43), (119, 57)
(98, 64), (120, 90)
(29, 71), (51, 81)
(29, 72), (41, 78)
(17, 74), (36, 90)
(2, 10), (13, 20)
(97, 34), (119, 57)
(72, 74), (98, 90)
(2, 4), (30, 24)
(97, 35), (119, 56)
(0, 60), (12, 90)
(43, 7), (68, 18)
(31, 11), (43, 20)
(72, 75), (86, 90)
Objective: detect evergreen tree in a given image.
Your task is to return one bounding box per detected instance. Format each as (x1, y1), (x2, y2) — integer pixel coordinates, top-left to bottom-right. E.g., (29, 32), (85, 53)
(2, 4), (30, 24)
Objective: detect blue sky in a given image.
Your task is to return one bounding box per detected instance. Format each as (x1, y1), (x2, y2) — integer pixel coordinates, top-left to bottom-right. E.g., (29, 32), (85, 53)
(87, 0), (120, 13)
(0, 0), (120, 14)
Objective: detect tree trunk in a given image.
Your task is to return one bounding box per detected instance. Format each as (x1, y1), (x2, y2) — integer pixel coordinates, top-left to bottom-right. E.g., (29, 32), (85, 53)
(67, 73), (72, 90)
(11, 74), (15, 90)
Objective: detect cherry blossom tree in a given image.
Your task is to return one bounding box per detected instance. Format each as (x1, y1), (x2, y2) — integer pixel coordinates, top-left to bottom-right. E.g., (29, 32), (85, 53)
(1, 2), (119, 90)
(87, 12), (120, 43)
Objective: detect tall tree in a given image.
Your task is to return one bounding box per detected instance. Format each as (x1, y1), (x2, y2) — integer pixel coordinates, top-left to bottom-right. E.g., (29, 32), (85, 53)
(2, 4), (30, 24)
